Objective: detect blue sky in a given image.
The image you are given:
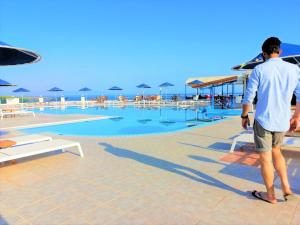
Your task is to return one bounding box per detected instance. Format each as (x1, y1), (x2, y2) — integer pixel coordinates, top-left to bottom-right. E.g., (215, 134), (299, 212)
(0, 0), (299, 96)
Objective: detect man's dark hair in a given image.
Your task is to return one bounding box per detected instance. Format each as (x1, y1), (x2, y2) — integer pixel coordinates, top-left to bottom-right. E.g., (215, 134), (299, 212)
(262, 37), (281, 55)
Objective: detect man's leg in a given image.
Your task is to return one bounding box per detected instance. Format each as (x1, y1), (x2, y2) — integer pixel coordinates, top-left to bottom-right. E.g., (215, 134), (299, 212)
(272, 146), (292, 195)
(259, 151), (277, 203)
(253, 121), (277, 203)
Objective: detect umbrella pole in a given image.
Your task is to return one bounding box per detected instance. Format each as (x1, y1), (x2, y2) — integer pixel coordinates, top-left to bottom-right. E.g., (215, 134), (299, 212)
(159, 88), (162, 102)
(143, 89), (145, 107)
(55, 93), (57, 107)
(165, 88), (167, 101)
(86, 93), (88, 107)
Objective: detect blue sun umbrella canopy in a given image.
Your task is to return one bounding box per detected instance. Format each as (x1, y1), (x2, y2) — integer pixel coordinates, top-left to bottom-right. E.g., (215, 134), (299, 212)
(232, 43), (300, 70)
(108, 86), (123, 91)
(13, 87), (30, 93)
(137, 83), (151, 88)
(48, 87), (63, 92)
(79, 87), (92, 92)
(0, 78), (15, 86)
(0, 41), (41, 66)
(187, 80), (203, 86)
(159, 82), (174, 87)
(13, 88), (30, 104)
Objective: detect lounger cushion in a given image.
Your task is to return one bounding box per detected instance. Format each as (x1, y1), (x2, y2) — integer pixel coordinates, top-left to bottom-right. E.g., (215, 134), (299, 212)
(0, 140), (17, 149)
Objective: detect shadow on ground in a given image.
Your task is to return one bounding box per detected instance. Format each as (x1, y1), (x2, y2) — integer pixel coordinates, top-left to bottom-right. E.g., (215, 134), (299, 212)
(189, 153), (300, 195)
(99, 142), (246, 196)
(178, 141), (231, 152)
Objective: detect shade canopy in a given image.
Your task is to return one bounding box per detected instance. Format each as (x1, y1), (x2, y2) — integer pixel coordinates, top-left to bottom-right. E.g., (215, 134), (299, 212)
(48, 87), (63, 92)
(137, 83), (151, 88)
(0, 79), (15, 86)
(0, 41), (41, 66)
(108, 86), (123, 91)
(13, 87), (30, 93)
(186, 75), (240, 89)
(79, 87), (92, 92)
(159, 82), (174, 87)
(232, 43), (300, 70)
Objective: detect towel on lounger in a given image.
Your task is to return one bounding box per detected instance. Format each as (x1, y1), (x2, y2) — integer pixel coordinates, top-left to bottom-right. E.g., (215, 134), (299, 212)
(0, 140), (16, 149)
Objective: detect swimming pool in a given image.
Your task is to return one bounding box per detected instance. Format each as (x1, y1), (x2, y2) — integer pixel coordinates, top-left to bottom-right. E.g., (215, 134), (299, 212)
(20, 106), (241, 137)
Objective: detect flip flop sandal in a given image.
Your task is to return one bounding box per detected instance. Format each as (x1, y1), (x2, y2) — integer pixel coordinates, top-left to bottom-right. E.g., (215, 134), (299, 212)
(252, 190), (274, 204)
(284, 193), (298, 201)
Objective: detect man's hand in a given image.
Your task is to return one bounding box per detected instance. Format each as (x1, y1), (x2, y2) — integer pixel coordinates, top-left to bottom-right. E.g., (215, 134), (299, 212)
(289, 117), (299, 132)
(241, 118), (250, 130)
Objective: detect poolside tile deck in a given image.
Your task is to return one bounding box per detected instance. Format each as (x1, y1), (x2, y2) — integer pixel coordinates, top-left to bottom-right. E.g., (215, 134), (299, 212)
(1, 114), (300, 224)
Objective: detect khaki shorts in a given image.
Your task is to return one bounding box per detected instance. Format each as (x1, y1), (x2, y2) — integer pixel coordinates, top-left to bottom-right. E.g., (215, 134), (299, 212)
(253, 120), (285, 152)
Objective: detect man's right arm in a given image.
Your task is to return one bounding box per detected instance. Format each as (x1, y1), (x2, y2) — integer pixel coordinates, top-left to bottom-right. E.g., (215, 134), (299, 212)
(241, 68), (259, 129)
(242, 69), (259, 112)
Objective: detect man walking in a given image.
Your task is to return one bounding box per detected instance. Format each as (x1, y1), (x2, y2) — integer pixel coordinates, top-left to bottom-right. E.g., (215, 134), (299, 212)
(242, 37), (300, 203)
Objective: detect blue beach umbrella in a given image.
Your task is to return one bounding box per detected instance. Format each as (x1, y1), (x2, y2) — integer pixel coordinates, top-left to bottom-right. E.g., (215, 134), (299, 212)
(13, 87), (30, 104)
(188, 80), (203, 85)
(159, 82), (174, 100)
(0, 41), (41, 66)
(232, 43), (300, 70)
(48, 87), (64, 103)
(0, 78), (15, 86)
(136, 83), (151, 99)
(13, 87), (30, 93)
(48, 87), (63, 92)
(159, 82), (174, 88)
(188, 80), (204, 95)
(108, 86), (123, 99)
(108, 86), (123, 91)
(79, 87), (92, 105)
(0, 79), (15, 104)
(79, 87), (92, 92)
(137, 83), (151, 89)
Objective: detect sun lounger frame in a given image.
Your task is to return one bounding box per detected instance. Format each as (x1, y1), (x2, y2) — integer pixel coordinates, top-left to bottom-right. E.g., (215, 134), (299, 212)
(0, 134), (52, 146)
(0, 139), (84, 163)
(0, 110), (35, 120)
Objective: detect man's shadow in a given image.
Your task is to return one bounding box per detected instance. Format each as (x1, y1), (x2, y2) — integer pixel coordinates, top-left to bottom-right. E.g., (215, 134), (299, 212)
(99, 142), (245, 196)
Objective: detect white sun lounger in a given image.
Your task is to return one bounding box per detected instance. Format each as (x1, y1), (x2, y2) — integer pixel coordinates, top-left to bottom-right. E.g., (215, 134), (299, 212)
(0, 109), (35, 120)
(0, 139), (84, 163)
(230, 133), (300, 153)
(0, 134), (52, 147)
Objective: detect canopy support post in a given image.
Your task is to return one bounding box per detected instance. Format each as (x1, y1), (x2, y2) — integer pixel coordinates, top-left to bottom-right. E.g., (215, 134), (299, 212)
(211, 86), (215, 109)
(231, 83), (235, 108)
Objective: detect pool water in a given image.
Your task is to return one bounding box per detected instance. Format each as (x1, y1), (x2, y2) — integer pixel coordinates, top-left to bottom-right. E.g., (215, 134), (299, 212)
(20, 106), (241, 137)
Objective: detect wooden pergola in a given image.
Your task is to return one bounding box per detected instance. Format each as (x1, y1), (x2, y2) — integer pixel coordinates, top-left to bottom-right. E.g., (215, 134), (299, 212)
(185, 74), (249, 108)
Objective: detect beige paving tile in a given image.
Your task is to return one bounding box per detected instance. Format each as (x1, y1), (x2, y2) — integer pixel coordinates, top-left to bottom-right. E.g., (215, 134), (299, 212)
(129, 203), (198, 225)
(289, 201), (300, 225)
(16, 197), (57, 220)
(61, 216), (91, 225)
(82, 206), (124, 225)
(29, 207), (73, 225)
(0, 188), (45, 209)
(0, 212), (28, 225)
(105, 194), (150, 212)
(46, 190), (85, 206)
(203, 194), (296, 225)
(57, 196), (99, 218)
(84, 187), (127, 206)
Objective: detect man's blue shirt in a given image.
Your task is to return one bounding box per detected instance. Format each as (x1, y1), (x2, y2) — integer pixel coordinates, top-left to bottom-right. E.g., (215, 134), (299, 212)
(243, 58), (300, 132)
